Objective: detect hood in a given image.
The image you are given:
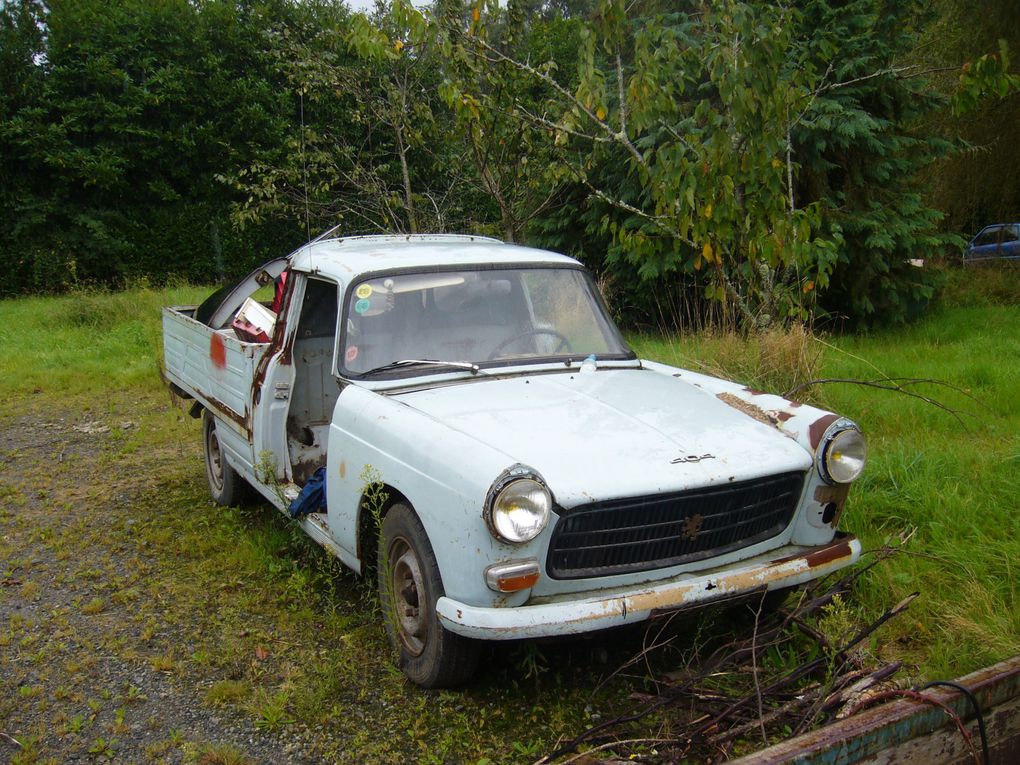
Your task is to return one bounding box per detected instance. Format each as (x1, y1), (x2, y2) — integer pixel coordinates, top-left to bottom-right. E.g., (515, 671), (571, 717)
(393, 367), (813, 508)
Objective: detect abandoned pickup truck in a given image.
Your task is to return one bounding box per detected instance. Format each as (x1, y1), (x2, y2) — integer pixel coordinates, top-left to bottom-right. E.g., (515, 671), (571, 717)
(163, 233), (866, 687)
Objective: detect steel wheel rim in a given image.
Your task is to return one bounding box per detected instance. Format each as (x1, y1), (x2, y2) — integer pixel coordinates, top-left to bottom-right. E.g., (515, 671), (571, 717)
(389, 538), (427, 657)
(206, 425), (224, 492)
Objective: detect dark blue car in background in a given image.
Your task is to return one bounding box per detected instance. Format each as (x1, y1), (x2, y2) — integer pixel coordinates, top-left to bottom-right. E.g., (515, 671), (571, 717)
(964, 223), (1020, 263)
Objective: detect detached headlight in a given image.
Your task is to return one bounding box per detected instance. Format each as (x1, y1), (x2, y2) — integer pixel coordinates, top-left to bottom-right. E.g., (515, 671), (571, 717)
(817, 421), (867, 484)
(485, 466), (552, 544)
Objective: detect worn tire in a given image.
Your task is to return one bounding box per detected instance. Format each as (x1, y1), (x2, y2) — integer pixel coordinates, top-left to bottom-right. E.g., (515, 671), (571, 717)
(202, 411), (245, 506)
(378, 504), (481, 688)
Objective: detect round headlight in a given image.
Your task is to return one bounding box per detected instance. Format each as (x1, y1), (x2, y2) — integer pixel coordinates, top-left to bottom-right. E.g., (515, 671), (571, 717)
(819, 425), (867, 484)
(488, 478), (551, 544)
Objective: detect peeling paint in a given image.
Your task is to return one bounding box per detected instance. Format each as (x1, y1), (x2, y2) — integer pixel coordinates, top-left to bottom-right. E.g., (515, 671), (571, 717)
(210, 333), (227, 369)
(809, 413), (840, 449)
(728, 655), (1020, 765)
(814, 484), (850, 526)
(718, 392), (780, 427)
(439, 536), (861, 640)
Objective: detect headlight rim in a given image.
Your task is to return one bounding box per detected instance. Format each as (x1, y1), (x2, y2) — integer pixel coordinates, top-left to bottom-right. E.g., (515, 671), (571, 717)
(484, 464), (553, 545)
(816, 419), (867, 485)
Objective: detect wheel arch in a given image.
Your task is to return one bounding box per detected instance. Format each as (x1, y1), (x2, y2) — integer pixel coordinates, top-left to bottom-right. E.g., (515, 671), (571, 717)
(356, 483), (412, 572)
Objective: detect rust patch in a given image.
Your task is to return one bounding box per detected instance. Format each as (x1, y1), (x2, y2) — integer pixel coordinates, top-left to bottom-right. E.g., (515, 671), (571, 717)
(195, 387), (251, 437)
(339, 460), (346, 479)
(808, 413), (840, 449)
(274, 271), (294, 366)
(210, 333), (227, 369)
(772, 535), (854, 567)
(775, 411), (793, 422)
(250, 272), (294, 405)
(802, 537), (854, 567)
(743, 386), (767, 396)
(718, 392), (778, 426)
(815, 484), (850, 527)
(815, 484), (850, 505)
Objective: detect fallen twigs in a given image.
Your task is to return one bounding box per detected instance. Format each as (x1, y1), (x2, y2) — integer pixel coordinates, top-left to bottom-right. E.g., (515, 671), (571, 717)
(534, 557), (917, 765)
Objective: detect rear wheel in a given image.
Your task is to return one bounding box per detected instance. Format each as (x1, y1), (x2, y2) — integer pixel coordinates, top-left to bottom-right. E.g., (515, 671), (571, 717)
(378, 504), (481, 687)
(203, 411), (245, 506)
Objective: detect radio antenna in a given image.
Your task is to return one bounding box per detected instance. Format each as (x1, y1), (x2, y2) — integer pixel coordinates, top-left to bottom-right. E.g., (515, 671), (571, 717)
(299, 90), (311, 242)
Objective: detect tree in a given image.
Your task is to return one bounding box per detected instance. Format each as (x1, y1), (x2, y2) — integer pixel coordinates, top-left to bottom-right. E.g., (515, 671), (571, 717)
(921, 0), (1020, 235)
(0, 0), (303, 293)
(223, 0), (488, 237)
(463, 0), (840, 326)
(436, 0), (585, 242)
(482, 0), (1017, 327)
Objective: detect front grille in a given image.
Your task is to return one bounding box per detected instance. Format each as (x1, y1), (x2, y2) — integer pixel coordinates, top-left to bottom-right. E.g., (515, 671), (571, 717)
(546, 472), (805, 579)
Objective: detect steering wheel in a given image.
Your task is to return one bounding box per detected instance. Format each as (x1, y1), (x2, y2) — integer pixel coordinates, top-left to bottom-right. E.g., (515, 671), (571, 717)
(488, 329), (573, 360)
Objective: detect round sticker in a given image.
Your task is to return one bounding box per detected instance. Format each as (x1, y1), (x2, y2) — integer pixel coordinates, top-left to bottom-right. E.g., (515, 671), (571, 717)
(345, 345), (359, 363)
(354, 298), (371, 314)
(355, 284), (373, 299)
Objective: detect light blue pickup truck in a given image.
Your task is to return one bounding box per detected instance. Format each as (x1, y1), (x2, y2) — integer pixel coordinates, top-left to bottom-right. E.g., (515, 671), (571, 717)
(163, 232), (866, 687)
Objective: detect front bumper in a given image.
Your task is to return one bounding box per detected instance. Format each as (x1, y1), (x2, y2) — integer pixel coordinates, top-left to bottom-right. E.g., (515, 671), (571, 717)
(436, 533), (860, 640)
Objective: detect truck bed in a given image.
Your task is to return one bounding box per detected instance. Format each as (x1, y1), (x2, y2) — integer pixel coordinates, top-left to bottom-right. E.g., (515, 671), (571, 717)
(162, 305), (271, 436)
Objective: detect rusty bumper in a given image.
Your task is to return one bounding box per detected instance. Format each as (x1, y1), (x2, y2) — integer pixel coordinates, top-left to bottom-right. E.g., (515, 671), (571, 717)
(436, 534), (861, 640)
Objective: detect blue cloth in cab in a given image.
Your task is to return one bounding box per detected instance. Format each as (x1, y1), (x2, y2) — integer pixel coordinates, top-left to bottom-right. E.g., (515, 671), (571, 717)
(289, 467), (327, 518)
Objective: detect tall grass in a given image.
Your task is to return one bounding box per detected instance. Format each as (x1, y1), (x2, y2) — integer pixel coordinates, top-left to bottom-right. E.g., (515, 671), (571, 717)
(0, 282), (209, 402)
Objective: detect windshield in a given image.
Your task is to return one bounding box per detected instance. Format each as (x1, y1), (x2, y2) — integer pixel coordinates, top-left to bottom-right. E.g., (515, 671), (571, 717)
(340, 267), (631, 377)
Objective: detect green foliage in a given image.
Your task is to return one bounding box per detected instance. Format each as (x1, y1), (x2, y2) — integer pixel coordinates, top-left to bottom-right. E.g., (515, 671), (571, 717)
(0, 0), (304, 295)
(1, 0), (1015, 332)
(921, 0), (1020, 235)
(434, 0), (586, 242)
(521, 0), (1002, 327)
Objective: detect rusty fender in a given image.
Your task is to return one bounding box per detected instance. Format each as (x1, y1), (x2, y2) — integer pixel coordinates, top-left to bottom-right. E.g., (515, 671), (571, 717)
(435, 535), (861, 640)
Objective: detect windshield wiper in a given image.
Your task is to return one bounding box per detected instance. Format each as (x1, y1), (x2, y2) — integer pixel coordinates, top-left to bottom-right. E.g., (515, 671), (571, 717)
(359, 359), (483, 377)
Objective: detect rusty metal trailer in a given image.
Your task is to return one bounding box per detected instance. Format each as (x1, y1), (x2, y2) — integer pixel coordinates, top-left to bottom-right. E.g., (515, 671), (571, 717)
(730, 656), (1020, 765)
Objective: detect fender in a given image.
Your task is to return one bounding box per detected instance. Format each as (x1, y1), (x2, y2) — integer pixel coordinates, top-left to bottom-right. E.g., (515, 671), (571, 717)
(325, 385), (535, 607)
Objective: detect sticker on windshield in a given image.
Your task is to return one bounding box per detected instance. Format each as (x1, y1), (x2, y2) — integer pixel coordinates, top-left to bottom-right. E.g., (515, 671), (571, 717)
(345, 345), (359, 363)
(355, 284), (373, 299)
(354, 298), (371, 314)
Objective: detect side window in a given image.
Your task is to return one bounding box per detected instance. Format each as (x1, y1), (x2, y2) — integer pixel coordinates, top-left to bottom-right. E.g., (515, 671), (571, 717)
(297, 278), (339, 339)
(974, 227), (1002, 247)
(1003, 225), (1019, 243)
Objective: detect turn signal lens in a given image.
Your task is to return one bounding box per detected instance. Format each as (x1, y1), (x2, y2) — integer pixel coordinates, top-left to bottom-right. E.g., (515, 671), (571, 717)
(485, 560), (541, 592)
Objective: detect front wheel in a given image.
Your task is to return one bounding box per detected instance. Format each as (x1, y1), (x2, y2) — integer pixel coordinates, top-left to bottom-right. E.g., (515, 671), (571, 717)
(202, 411), (245, 506)
(378, 504), (481, 687)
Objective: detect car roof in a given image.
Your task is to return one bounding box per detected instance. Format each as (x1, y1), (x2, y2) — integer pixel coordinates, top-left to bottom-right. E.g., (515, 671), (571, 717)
(287, 235), (580, 281)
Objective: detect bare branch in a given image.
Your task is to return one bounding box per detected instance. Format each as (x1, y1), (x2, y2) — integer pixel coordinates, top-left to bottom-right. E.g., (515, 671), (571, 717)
(781, 377), (982, 428)
(462, 29), (647, 168)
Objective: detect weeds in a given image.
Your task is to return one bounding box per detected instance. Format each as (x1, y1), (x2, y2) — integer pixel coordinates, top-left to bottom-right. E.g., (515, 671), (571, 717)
(193, 741), (253, 765)
(205, 680), (250, 707)
(358, 464), (389, 612)
(2, 284), (1019, 763)
(248, 690), (294, 732)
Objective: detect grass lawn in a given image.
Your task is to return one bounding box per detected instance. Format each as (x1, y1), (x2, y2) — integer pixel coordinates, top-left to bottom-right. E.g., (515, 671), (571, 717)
(0, 269), (1017, 763)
